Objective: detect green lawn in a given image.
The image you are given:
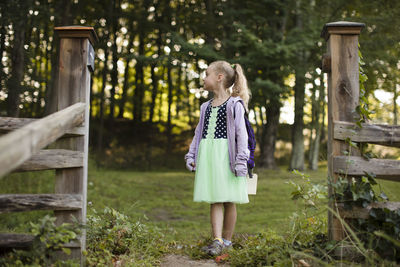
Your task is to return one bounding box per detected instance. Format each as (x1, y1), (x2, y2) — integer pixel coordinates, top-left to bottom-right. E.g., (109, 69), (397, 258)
(2, 160), (400, 243)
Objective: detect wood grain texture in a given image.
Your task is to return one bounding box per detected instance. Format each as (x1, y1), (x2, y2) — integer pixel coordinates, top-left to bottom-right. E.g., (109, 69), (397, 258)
(0, 233), (80, 248)
(333, 156), (400, 181)
(0, 194), (81, 213)
(54, 26), (98, 45)
(334, 120), (400, 147)
(324, 22), (363, 242)
(0, 103), (85, 177)
(0, 117), (85, 137)
(14, 149), (84, 172)
(53, 31), (92, 263)
(337, 202), (400, 219)
(0, 233), (34, 248)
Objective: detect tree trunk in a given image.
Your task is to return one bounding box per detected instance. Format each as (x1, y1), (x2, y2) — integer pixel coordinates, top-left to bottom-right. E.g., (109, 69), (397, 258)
(148, 23), (162, 123)
(254, 106), (262, 145)
(148, 63), (158, 122)
(308, 83), (317, 168)
(33, 26), (42, 117)
(0, 25), (6, 94)
(175, 65), (182, 117)
(45, 0), (72, 115)
(310, 124), (321, 170)
(289, 65), (306, 171)
(309, 72), (325, 170)
(166, 60), (173, 154)
(394, 87), (398, 125)
(117, 54), (131, 119)
(137, 31), (145, 122)
(6, 9), (27, 117)
(133, 30), (145, 123)
(259, 103), (280, 169)
(97, 47), (109, 152)
(184, 65), (193, 126)
(109, 33), (118, 120)
(289, 0), (305, 171)
(109, 0), (120, 120)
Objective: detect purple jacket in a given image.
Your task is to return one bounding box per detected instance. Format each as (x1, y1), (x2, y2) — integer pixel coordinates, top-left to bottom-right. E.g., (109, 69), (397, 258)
(184, 96), (249, 177)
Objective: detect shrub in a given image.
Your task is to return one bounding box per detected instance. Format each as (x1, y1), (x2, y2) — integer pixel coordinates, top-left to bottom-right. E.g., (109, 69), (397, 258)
(228, 230), (292, 267)
(0, 215), (80, 266)
(85, 207), (168, 266)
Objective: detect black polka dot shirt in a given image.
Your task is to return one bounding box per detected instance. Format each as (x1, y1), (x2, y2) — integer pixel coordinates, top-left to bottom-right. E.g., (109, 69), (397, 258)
(202, 99), (228, 139)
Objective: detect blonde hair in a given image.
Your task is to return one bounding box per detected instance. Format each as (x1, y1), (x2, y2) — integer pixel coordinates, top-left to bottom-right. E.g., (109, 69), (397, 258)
(209, 60), (251, 111)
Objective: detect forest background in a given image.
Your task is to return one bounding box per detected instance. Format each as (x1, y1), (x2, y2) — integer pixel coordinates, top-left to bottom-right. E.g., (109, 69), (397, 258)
(1, 0), (400, 171)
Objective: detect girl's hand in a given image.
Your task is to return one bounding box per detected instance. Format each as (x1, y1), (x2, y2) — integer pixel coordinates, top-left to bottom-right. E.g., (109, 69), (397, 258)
(190, 162), (196, 172)
(186, 160), (196, 172)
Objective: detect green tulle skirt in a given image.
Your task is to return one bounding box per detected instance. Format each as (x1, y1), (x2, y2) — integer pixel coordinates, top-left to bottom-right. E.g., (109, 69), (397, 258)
(193, 138), (249, 204)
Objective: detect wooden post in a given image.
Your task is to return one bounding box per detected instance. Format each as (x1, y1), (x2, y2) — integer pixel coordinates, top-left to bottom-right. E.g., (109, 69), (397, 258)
(53, 26), (97, 264)
(321, 21), (365, 241)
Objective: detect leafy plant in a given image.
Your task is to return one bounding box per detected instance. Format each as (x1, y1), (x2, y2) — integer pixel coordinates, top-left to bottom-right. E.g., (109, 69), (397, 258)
(356, 45), (374, 127)
(85, 207), (168, 266)
(228, 230), (291, 267)
(287, 170), (330, 258)
(0, 215), (80, 266)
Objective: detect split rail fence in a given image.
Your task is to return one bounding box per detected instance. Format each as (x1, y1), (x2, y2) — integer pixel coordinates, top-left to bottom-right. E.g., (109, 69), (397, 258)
(0, 26), (97, 265)
(322, 21), (400, 242)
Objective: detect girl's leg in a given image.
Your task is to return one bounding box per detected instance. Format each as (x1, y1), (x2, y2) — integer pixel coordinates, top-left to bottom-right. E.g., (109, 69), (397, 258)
(222, 202), (237, 241)
(210, 203), (224, 239)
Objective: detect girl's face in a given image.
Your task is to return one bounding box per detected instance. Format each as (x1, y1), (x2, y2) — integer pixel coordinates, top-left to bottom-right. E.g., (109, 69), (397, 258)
(203, 66), (221, 92)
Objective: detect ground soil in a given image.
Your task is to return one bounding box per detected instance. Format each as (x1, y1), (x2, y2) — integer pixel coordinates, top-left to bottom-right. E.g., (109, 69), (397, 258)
(160, 254), (230, 267)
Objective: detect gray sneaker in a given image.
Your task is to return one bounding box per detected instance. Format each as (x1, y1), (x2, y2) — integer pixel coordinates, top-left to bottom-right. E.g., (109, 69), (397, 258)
(201, 239), (224, 256)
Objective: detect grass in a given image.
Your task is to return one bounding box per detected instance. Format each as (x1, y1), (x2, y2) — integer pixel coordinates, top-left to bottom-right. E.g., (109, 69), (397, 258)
(2, 158), (400, 244)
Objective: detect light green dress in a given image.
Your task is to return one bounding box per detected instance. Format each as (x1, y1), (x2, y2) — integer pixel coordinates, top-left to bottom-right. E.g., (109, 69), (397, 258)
(193, 101), (249, 204)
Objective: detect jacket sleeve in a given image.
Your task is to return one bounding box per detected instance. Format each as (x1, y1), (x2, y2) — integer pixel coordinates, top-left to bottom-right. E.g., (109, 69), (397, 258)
(184, 116), (202, 172)
(234, 102), (250, 177)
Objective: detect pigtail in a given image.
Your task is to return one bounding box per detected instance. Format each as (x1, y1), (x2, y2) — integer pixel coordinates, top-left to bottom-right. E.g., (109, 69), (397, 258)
(231, 64), (251, 112)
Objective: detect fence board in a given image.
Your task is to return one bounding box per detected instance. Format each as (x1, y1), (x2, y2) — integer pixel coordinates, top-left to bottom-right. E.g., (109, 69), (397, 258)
(333, 156), (400, 181)
(0, 194), (81, 213)
(334, 120), (400, 147)
(0, 103), (85, 177)
(13, 149), (84, 172)
(0, 117), (85, 137)
(0, 233), (34, 249)
(0, 233), (80, 249)
(337, 202), (400, 219)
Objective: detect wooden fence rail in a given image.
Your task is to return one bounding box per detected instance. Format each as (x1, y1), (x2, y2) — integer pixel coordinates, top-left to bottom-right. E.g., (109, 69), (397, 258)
(0, 26), (97, 265)
(0, 102), (85, 177)
(0, 117), (86, 136)
(323, 21), (400, 244)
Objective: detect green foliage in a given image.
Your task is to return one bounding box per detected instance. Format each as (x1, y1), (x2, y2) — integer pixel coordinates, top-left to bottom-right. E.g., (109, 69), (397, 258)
(330, 126), (400, 261)
(287, 170), (329, 256)
(329, 174), (385, 209)
(355, 208), (400, 261)
(356, 45), (374, 127)
(288, 170), (327, 210)
(85, 207), (168, 266)
(0, 215), (80, 266)
(228, 230), (291, 267)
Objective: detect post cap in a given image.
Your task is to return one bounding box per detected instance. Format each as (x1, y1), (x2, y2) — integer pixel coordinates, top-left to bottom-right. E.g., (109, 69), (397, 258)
(321, 21), (365, 41)
(54, 26), (98, 45)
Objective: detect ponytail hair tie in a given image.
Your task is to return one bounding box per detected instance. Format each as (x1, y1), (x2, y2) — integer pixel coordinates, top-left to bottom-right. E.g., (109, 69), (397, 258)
(231, 64), (236, 70)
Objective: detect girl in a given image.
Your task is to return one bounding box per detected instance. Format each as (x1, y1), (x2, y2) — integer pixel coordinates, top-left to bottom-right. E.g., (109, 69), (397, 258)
(184, 60), (251, 256)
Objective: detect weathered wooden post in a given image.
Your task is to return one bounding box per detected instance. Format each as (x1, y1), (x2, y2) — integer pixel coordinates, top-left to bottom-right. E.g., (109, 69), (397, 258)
(321, 21), (365, 241)
(53, 26), (97, 263)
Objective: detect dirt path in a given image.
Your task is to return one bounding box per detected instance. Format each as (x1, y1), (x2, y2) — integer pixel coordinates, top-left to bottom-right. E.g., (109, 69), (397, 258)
(161, 254), (229, 267)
